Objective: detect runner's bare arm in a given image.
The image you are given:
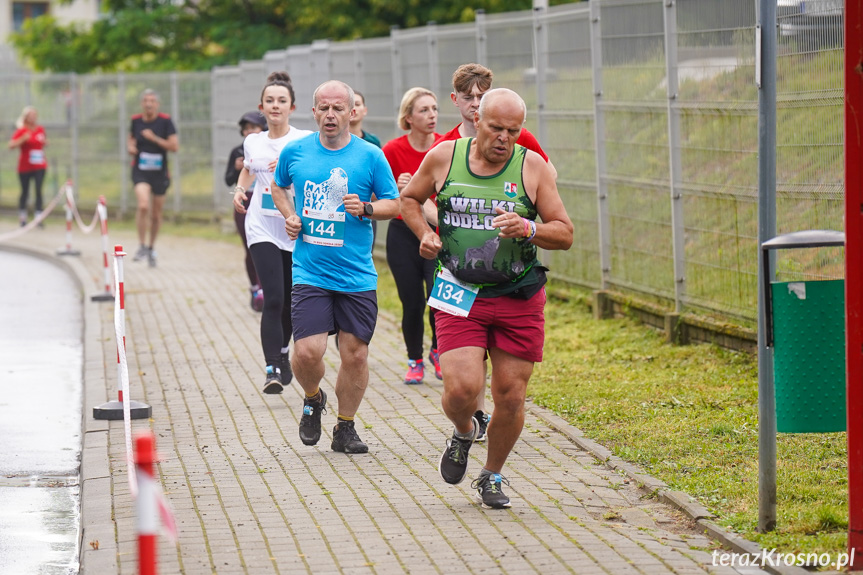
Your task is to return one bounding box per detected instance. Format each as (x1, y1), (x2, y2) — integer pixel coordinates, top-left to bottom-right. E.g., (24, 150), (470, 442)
(270, 182), (301, 240)
(522, 152), (573, 251)
(271, 182), (297, 218)
(232, 168), (255, 214)
(342, 194), (399, 220)
(401, 142), (453, 258)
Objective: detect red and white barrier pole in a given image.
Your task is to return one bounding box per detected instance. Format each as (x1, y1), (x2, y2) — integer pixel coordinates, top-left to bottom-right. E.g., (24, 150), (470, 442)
(92, 245), (152, 421)
(116, 245), (127, 405)
(56, 182), (80, 256)
(91, 196), (114, 302)
(135, 432), (158, 575)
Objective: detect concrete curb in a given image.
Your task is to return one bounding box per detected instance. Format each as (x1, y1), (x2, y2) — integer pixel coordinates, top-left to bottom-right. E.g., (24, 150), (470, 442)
(528, 405), (815, 575)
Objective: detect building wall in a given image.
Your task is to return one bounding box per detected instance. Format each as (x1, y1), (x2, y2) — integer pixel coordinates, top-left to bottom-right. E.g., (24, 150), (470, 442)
(0, 0), (100, 53)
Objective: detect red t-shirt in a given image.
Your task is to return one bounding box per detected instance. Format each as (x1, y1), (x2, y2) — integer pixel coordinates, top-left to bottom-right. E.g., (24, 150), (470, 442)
(382, 134), (440, 220)
(12, 126), (48, 173)
(434, 123), (550, 162)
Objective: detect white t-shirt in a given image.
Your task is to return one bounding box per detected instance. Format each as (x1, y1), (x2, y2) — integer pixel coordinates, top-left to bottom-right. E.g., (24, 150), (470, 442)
(243, 127), (313, 251)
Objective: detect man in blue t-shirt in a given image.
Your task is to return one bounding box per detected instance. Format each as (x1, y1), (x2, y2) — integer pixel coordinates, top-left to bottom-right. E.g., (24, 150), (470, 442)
(272, 80), (399, 455)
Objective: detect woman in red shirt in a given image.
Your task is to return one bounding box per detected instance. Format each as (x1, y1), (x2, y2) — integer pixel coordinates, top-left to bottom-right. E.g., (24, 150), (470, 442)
(382, 87), (441, 385)
(8, 106), (48, 227)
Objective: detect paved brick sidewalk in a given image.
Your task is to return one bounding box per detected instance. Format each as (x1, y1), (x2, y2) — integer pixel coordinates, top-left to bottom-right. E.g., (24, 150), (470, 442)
(6, 224), (770, 575)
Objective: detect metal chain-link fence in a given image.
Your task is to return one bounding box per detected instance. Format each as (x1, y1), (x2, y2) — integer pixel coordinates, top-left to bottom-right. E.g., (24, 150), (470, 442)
(0, 0), (844, 325)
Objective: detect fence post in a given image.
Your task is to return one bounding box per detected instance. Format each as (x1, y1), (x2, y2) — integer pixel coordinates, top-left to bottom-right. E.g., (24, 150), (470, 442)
(427, 21), (440, 97)
(170, 72), (182, 215)
(70, 72), (80, 194)
(532, 1), (549, 147)
(589, 0), (610, 290)
(119, 73), (129, 217)
(756, 0), (778, 533)
(663, 0), (685, 313)
(390, 26), (403, 114)
(475, 9), (487, 66)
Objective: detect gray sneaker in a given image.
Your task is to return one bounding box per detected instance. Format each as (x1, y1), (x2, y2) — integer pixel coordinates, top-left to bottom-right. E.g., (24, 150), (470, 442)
(472, 471), (512, 509)
(147, 248), (157, 268)
(132, 245), (149, 262)
(438, 416), (478, 484)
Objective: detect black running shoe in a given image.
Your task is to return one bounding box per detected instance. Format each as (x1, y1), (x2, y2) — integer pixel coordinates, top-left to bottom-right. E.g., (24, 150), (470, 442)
(472, 471), (512, 509)
(299, 389), (327, 445)
(438, 416), (478, 484)
(280, 351), (293, 384)
(474, 410), (490, 443)
(331, 420), (369, 454)
(262, 365), (283, 395)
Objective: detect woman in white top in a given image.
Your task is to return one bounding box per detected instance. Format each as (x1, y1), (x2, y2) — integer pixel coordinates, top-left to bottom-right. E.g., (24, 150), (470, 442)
(232, 71), (313, 394)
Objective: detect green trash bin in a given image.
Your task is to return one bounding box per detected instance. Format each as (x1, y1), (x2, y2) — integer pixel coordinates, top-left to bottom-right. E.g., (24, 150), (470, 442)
(762, 231), (846, 433)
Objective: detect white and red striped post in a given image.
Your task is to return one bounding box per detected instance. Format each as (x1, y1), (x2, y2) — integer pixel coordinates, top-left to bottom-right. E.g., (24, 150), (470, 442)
(92, 245), (151, 421)
(135, 431), (159, 575)
(116, 244), (127, 404)
(91, 196), (114, 302)
(56, 181), (80, 256)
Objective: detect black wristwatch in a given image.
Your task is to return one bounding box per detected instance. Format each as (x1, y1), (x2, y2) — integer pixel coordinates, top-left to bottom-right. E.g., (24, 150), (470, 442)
(363, 202), (374, 217)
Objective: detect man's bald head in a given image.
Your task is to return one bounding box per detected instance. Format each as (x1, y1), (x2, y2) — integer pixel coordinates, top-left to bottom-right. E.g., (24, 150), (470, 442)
(313, 80), (355, 109)
(476, 88), (526, 125)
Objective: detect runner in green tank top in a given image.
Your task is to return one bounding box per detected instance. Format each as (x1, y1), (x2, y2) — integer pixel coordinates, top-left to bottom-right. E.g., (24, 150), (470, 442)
(401, 88), (574, 509)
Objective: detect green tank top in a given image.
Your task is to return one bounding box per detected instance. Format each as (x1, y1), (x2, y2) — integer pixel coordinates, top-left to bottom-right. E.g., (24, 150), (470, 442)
(437, 138), (540, 293)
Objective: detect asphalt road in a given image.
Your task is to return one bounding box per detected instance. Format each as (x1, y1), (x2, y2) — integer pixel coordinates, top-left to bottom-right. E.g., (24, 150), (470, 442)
(0, 249), (82, 575)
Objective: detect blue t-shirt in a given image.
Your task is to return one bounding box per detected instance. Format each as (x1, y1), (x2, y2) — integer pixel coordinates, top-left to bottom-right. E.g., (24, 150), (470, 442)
(274, 133), (398, 292)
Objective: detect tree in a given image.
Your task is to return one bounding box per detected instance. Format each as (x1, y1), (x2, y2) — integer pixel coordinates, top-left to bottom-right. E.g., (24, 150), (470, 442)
(12, 0), (578, 73)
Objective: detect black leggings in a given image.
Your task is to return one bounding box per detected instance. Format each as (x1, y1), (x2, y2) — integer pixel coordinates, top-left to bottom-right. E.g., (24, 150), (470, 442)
(234, 192), (258, 287)
(249, 242), (293, 367)
(386, 218), (437, 360)
(18, 169), (45, 212)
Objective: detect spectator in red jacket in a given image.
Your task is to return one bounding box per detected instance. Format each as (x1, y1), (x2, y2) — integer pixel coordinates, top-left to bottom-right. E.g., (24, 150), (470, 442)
(8, 106), (48, 227)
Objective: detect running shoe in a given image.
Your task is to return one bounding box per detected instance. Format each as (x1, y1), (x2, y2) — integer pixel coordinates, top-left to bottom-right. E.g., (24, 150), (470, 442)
(331, 420), (369, 454)
(428, 349), (442, 380)
(404, 359), (424, 385)
(251, 288), (264, 312)
(147, 248), (158, 268)
(474, 410), (490, 443)
(280, 351), (292, 384)
(438, 416), (478, 484)
(262, 365), (283, 394)
(299, 389), (327, 445)
(472, 471), (512, 509)
(132, 245), (149, 262)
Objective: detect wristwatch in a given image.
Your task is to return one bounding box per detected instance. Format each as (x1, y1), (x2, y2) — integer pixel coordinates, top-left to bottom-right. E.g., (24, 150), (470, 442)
(363, 202), (374, 217)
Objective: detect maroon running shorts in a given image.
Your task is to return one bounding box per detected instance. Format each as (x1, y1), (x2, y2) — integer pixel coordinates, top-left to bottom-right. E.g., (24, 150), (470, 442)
(435, 287), (546, 363)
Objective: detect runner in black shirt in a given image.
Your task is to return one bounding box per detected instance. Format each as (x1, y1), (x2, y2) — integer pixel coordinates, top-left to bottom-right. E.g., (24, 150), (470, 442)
(127, 88), (179, 267)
